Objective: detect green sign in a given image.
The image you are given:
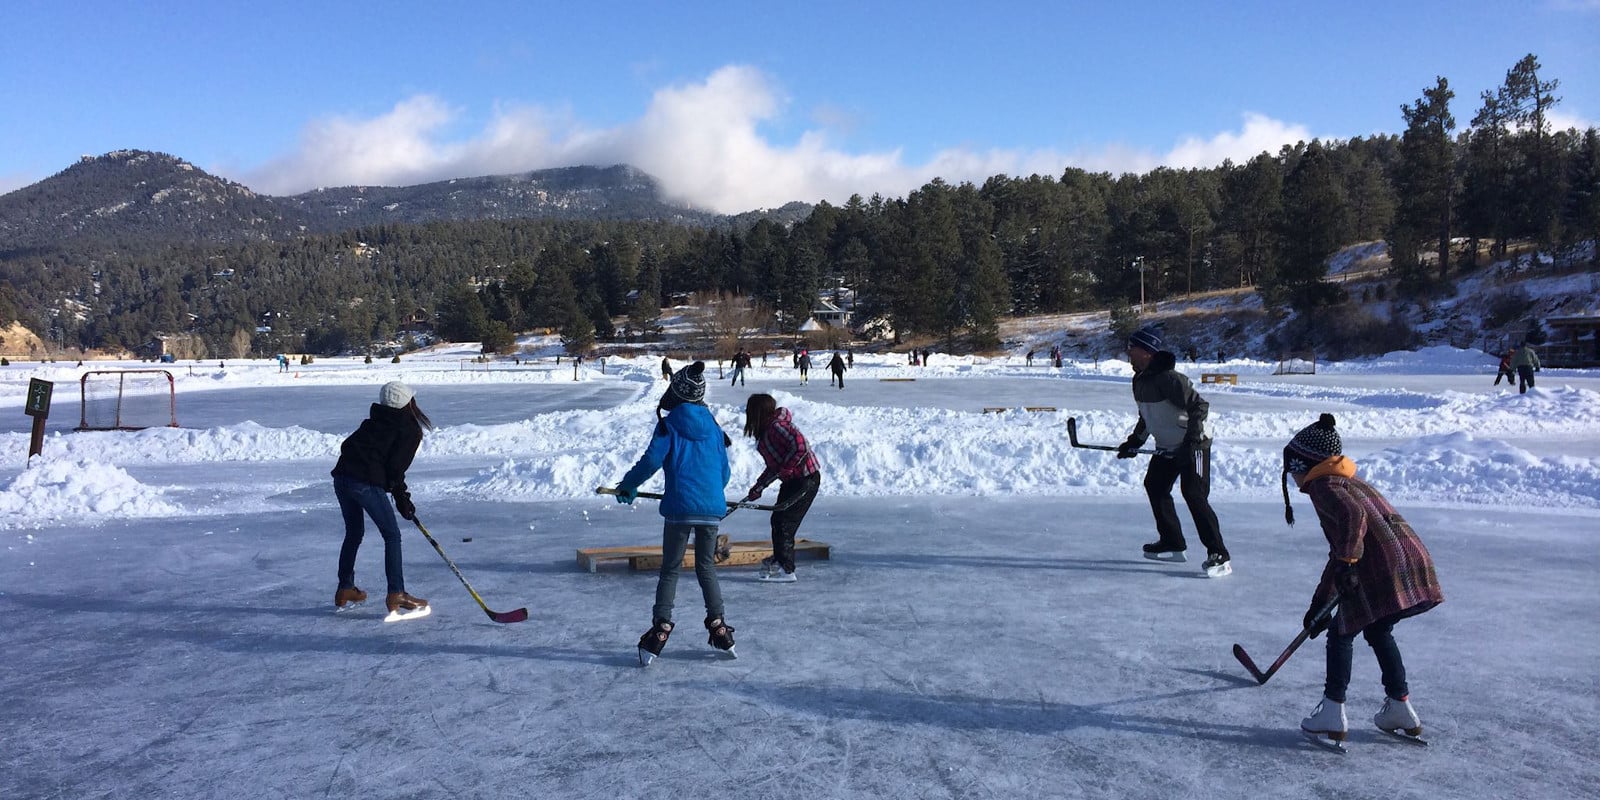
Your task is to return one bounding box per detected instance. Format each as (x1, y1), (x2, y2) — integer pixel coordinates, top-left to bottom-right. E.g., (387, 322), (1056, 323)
(25, 378), (53, 417)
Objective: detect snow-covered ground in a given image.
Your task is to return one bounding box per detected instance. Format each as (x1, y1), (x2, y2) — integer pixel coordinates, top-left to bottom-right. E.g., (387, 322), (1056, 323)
(2, 348), (1597, 799)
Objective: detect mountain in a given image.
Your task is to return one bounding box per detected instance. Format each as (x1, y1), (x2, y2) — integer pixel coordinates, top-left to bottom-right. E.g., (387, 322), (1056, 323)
(0, 150), (812, 253)
(0, 150), (307, 251)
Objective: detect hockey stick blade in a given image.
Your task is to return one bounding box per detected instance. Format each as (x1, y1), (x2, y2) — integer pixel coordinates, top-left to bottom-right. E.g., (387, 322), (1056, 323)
(1232, 643), (1268, 684)
(413, 519), (529, 625)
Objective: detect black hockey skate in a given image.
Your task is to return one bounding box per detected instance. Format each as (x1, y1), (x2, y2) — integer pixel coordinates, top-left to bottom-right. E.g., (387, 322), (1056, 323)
(705, 616), (738, 659)
(1142, 541), (1188, 562)
(638, 619), (673, 666)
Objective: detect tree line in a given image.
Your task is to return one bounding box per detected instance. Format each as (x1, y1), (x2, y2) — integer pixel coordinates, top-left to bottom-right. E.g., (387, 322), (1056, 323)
(1, 54), (1594, 359)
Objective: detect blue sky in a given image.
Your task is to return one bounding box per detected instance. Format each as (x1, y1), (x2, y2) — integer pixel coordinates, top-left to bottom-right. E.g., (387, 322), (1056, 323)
(2, 0), (1596, 212)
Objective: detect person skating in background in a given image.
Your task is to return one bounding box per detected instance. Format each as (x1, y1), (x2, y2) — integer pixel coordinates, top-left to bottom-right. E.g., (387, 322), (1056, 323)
(742, 393), (821, 583)
(1283, 414), (1444, 749)
(828, 351), (847, 389)
(1117, 326), (1232, 577)
(730, 348), (752, 386)
(331, 381), (435, 620)
(612, 362), (737, 664)
(798, 350), (813, 385)
(1493, 348), (1516, 386)
(660, 356), (673, 381)
(1509, 344), (1541, 394)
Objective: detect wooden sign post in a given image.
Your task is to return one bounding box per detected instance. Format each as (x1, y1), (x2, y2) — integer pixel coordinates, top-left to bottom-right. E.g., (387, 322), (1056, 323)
(25, 378), (53, 459)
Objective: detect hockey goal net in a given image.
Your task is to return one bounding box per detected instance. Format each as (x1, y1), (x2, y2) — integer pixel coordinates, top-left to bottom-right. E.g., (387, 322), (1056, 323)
(78, 369), (179, 431)
(1273, 351), (1318, 375)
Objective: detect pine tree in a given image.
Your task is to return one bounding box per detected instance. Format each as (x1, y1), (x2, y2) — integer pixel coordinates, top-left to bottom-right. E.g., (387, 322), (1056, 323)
(1390, 77), (1457, 292)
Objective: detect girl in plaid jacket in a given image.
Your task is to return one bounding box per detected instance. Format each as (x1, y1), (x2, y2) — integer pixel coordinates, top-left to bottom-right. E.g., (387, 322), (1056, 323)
(1285, 414), (1444, 747)
(741, 394), (821, 583)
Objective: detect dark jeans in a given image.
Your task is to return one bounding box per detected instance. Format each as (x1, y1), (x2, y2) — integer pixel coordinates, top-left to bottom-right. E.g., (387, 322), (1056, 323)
(1324, 609), (1414, 703)
(334, 475), (406, 594)
(1494, 369), (1513, 385)
(730, 366), (745, 386)
(770, 473), (821, 571)
(1143, 440), (1227, 557)
(1516, 365), (1535, 393)
(831, 370), (845, 387)
(653, 523), (725, 624)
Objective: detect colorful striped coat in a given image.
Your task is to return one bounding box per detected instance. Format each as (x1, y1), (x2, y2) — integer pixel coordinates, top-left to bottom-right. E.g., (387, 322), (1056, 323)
(1304, 467), (1444, 636)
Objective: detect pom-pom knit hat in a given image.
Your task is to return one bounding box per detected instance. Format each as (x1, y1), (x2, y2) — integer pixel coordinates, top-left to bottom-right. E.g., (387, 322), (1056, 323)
(1127, 327), (1165, 354)
(1282, 413), (1341, 525)
(660, 361), (708, 410)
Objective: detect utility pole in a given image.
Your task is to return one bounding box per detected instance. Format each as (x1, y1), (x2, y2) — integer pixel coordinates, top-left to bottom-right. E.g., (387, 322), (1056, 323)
(1132, 257), (1146, 312)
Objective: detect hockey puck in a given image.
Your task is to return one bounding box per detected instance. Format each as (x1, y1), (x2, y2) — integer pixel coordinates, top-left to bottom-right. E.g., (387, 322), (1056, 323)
(461, 537), (473, 542)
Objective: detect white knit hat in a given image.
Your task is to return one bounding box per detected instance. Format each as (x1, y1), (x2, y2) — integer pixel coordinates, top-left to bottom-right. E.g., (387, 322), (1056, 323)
(379, 381), (415, 409)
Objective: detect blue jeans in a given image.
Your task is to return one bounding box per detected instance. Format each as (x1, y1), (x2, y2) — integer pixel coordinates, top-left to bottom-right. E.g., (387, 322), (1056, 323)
(730, 366), (745, 386)
(652, 523), (725, 624)
(1323, 610), (1411, 703)
(335, 475), (406, 594)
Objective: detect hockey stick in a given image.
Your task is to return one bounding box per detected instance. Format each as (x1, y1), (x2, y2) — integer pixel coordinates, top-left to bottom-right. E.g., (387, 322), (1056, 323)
(595, 486), (780, 512)
(412, 518), (529, 624)
(1232, 594), (1340, 685)
(1066, 417), (1157, 454)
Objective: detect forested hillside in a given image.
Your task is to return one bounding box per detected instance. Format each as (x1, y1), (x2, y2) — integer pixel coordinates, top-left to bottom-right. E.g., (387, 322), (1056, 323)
(0, 54), (1595, 361)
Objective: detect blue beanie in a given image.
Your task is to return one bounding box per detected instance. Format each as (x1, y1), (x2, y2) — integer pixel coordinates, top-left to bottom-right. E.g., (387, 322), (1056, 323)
(1128, 327), (1165, 354)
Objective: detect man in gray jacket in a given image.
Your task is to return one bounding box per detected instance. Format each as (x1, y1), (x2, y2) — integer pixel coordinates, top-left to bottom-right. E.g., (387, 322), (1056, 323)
(1118, 327), (1232, 577)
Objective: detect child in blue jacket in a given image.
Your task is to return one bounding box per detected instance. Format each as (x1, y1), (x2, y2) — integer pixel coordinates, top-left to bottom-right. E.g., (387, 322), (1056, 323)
(614, 362), (738, 664)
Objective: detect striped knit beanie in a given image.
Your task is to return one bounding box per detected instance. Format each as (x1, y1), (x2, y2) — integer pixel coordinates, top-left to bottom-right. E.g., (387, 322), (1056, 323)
(1127, 326), (1166, 355)
(1282, 413), (1341, 525)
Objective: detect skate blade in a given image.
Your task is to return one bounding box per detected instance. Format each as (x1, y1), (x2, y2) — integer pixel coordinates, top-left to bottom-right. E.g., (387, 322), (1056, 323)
(718, 645), (738, 659)
(334, 601), (366, 613)
(1300, 729), (1348, 753)
(756, 573), (797, 583)
(638, 648), (657, 666)
(1143, 551), (1188, 563)
(1379, 728), (1428, 746)
(382, 605), (432, 623)
(1204, 563), (1233, 578)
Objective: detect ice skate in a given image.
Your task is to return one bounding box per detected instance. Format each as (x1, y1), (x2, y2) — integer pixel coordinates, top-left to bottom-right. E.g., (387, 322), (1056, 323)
(757, 566), (797, 583)
(1202, 552), (1232, 578)
(714, 533), (732, 564)
(383, 591), (431, 622)
(757, 556), (777, 578)
(334, 586), (368, 612)
(1374, 696), (1427, 744)
(638, 619), (673, 666)
(1142, 542), (1188, 562)
(1300, 697), (1348, 752)
(705, 616), (737, 658)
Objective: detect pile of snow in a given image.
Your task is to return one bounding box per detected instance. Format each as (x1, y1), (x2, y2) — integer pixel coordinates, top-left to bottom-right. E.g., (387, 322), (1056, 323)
(0, 457), (182, 527)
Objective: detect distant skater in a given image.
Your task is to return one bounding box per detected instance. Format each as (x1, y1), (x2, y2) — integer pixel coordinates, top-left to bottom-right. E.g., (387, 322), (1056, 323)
(661, 356), (674, 381)
(828, 352), (847, 388)
(1509, 345), (1540, 394)
(730, 348), (751, 386)
(1117, 326), (1230, 577)
(1284, 414), (1444, 749)
(742, 393), (821, 583)
(331, 381), (434, 620)
(1493, 349), (1516, 386)
(798, 350), (812, 385)
(612, 362), (737, 665)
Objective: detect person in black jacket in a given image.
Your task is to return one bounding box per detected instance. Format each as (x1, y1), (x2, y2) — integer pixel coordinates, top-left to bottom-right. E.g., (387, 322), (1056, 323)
(1117, 327), (1231, 577)
(331, 381), (435, 616)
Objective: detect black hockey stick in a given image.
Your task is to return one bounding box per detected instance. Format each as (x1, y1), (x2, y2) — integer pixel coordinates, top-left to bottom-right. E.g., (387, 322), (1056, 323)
(1066, 417), (1156, 455)
(595, 486), (781, 512)
(413, 518), (529, 624)
(1232, 594), (1339, 685)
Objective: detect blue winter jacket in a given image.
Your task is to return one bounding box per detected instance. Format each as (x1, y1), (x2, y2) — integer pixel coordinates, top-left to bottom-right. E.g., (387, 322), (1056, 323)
(619, 404), (731, 521)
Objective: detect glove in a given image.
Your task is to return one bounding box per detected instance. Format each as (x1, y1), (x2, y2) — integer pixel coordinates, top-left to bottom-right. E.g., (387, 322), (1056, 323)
(1333, 561), (1360, 595)
(1116, 439), (1141, 459)
(614, 486), (637, 504)
(743, 486), (763, 502)
(1304, 601), (1333, 639)
(393, 493), (417, 522)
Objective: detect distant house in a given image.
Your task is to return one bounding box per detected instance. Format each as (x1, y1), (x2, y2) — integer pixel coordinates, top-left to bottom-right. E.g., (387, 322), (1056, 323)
(811, 299), (850, 328)
(398, 308), (433, 334)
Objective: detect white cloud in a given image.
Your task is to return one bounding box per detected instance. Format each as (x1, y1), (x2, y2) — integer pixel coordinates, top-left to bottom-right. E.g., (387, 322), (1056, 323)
(237, 68), (1321, 213)
(1547, 109), (1597, 133)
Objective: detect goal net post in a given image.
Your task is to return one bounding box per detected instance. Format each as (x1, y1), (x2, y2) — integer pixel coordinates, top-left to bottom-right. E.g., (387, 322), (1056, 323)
(1274, 351), (1318, 376)
(77, 369), (179, 431)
